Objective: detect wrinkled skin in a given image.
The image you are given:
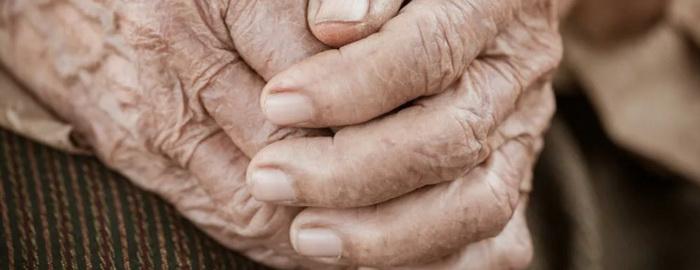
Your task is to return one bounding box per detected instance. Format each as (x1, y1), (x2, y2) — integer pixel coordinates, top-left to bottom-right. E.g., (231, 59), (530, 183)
(0, 0), (561, 269)
(253, 0), (561, 267)
(0, 1), (329, 268)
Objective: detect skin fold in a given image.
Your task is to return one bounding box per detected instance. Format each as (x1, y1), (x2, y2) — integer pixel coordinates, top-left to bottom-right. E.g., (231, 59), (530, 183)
(0, 0), (561, 269)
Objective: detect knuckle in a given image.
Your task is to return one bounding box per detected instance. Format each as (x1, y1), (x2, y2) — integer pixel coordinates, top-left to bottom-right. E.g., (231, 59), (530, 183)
(487, 3), (563, 86)
(227, 190), (292, 238)
(446, 107), (494, 171)
(413, 108), (491, 182)
(413, 4), (469, 94)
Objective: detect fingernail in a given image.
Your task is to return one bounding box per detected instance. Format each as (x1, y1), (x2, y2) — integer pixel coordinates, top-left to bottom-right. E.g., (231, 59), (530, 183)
(263, 92), (314, 125)
(295, 228), (343, 258)
(249, 169), (296, 202)
(316, 0), (370, 24)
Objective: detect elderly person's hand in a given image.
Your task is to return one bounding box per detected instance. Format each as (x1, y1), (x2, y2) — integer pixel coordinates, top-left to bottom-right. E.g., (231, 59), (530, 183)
(248, 0), (562, 268)
(0, 1), (394, 268)
(1, 0), (561, 269)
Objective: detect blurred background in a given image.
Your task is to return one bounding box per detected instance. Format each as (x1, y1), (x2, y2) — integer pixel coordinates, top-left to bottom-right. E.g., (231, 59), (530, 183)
(529, 0), (700, 269)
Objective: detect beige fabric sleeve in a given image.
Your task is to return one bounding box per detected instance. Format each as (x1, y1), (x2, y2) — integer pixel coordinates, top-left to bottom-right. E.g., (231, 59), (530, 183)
(0, 68), (89, 154)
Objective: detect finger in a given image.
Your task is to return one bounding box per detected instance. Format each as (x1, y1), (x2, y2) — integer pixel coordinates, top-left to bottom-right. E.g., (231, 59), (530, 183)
(396, 198), (533, 270)
(288, 138), (538, 267)
(247, 6), (561, 206)
(226, 0), (328, 81)
(247, 55), (556, 207)
(307, 0), (404, 47)
(260, 0), (529, 127)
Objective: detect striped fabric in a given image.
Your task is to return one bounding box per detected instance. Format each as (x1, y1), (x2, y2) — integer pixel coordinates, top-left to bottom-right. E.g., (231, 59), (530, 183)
(0, 128), (268, 269)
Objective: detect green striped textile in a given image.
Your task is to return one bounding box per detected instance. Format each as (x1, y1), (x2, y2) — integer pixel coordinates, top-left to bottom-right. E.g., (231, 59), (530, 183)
(0, 128), (268, 269)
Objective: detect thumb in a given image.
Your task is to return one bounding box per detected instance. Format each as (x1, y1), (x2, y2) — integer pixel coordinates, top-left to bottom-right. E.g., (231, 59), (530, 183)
(308, 0), (403, 47)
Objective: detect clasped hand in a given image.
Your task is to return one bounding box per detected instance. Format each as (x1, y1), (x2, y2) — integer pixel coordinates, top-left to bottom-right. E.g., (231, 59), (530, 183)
(0, 0), (561, 269)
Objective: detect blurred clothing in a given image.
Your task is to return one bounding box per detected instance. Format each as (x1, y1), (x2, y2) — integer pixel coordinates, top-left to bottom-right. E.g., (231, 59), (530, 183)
(561, 0), (700, 182)
(0, 69), (86, 154)
(0, 128), (269, 269)
(530, 99), (700, 270)
(530, 0), (700, 268)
